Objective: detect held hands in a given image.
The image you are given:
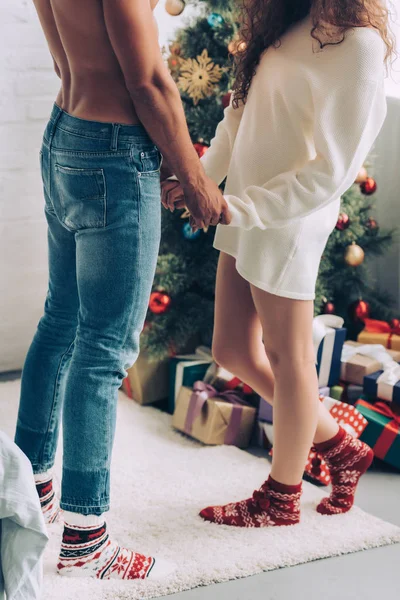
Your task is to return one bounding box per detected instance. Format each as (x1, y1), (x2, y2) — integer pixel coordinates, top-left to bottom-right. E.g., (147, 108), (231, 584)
(161, 177), (231, 232)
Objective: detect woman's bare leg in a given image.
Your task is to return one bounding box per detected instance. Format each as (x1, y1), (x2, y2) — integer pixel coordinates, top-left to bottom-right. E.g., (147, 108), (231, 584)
(250, 286), (318, 484)
(212, 253), (339, 447)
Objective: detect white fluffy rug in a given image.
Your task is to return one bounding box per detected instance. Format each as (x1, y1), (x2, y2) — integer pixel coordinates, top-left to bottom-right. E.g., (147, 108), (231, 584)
(2, 379), (400, 599)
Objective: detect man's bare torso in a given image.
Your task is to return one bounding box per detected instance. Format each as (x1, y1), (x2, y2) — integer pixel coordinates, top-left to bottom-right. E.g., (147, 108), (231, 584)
(34, 0), (158, 124)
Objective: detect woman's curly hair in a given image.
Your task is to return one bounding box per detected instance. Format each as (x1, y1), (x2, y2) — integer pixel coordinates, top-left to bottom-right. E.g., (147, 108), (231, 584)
(232, 0), (395, 108)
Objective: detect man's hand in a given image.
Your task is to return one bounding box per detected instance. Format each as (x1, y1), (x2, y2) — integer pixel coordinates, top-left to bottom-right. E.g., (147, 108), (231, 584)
(161, 176), (232, 231)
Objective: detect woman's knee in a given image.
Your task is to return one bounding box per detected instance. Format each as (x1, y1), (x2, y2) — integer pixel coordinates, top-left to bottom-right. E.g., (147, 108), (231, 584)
(264, 344), (315, 376)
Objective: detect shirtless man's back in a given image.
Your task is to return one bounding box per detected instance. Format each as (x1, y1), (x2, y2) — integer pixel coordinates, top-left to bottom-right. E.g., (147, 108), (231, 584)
(35, 0), (141, 123)
(15, 0), (230, 582)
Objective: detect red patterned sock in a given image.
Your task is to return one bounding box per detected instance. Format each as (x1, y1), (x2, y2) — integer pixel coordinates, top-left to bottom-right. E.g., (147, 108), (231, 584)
(315, 426), (374, 515)
(200, 476), (302, 527)
(57, 513), (175, 580)
(35, 474), (61, 524)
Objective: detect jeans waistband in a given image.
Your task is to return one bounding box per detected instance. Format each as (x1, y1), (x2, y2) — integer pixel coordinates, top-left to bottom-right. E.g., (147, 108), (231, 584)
(49, 104), (151, 143)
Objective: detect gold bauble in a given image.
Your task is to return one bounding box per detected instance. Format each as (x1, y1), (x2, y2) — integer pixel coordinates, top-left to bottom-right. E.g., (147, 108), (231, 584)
(228, 39), (247, 54)
(165, 0), (185, 17)
(344, 242), (365, 267)
(355, 166), (368, 184)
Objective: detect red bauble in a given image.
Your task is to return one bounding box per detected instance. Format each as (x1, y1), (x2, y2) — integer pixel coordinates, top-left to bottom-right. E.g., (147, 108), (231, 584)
(149, 291), (172, 314)
(366, 217), (379, 232)
(360, 177), (377, 195)
(222, 91), (232, 109)
(390, 318), (400, 331)
(349, 299), (370, 322)
(323, 301), (336, 315)
(193, 142), (208, 158)
(335, 212), (350, 231)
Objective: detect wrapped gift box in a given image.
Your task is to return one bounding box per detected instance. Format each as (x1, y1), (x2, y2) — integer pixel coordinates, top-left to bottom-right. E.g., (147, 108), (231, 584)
(363, 364), (400, 407)
(341, 341), (400, 385)
(204, 363), (253, 395)
(257, 398), (273, 423)
(172, 382), (256, 448)
(122, 352), (169, 405)
(330, 383), (363, 405)
(168, 347), (213, 414)
(313, 315), (347, 387)
(358, 318), (400, 351)
(330, 385), (344, 401)
(355, 399), (400, 470)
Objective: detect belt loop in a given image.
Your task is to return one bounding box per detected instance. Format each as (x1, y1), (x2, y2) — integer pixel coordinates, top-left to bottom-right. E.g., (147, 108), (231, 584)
(48, 106), (62, 148)
(111, 124), (120, 151)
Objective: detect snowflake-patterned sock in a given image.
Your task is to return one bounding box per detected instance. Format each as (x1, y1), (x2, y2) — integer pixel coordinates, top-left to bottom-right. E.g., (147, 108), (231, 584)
(314, 426), (374, 515)
(34, 472), (61, 524)
(57, 512), (175, 579)
(199, 476), (302, 527)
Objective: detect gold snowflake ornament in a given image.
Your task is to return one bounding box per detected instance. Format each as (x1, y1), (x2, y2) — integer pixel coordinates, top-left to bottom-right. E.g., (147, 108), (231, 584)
(178, 49), (223, 105)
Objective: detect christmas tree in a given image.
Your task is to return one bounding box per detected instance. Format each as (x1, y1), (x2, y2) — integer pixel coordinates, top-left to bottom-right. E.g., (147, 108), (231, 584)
(141, 0), (395, 360)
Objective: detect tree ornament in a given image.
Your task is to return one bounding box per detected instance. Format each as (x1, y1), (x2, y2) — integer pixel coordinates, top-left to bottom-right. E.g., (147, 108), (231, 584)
(177, 49), (223, 105)
(366, 217), (379, 233)
(169, 42), (181, 55)
(349, 299), (370, 321)
(207, 13), (224, 28)
(335, 212), (350, 231)
(193, 142), (208, 157)
(165, 0), (185, 17)
(360, 177), (377, 195)
(149, 291), (172, 314)
(322, 300), (336, 315)
(391, 318), (400, 331)
(229, 39), (247, 55)
(344, 242), (365, 266)
(222, 91), (232, 109)
(182, 222), (201, 240)
(355, 166), (368, 184)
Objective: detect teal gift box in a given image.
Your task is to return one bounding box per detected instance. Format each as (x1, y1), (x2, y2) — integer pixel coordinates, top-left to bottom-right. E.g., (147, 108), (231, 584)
(168, 347), (212, 414)
(355, 399), (400, 470)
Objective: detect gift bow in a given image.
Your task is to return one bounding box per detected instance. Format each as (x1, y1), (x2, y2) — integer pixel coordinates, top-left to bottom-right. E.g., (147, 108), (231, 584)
(184, 381), (250, 445)
(356, 399), (400, 459)
(363, 318), (400, 349)
(341, 343), (395, 369)
(313, 314), (344, 358)
(376, 361), (400, 403)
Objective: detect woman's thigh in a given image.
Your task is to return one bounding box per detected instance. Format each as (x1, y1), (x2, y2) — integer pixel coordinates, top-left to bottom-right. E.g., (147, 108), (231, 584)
(213, 252), (263, 360)
(249, 285), (315, 365)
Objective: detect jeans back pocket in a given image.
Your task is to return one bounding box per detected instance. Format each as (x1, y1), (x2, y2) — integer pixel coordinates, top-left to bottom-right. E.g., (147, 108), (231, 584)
(53, 163), (106, 231)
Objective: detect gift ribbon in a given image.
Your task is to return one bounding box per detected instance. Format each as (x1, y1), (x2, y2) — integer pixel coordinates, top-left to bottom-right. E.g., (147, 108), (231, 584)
(362, 318), (400, 350)
(184, 381), (250, 445)
(376, 361), (400, 403)
(356, 399), (400, 459)
(341, 343), (395, 369)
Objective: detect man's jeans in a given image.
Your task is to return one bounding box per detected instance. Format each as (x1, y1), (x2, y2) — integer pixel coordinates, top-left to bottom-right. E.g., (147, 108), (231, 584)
(15, 105), (162, 515)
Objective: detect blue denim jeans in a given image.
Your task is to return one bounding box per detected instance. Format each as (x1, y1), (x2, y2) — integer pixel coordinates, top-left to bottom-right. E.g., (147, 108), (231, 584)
(15, 105), (162, 515)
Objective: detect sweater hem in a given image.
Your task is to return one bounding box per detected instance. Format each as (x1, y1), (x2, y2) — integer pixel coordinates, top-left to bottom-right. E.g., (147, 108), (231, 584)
(215, 243), (316, 301)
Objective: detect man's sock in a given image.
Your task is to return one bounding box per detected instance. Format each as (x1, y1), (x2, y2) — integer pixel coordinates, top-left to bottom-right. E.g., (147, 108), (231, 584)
(200, 476), (302, 527)
(314, 426), (374, 515)
(34, 471), (61, 524)
(57, 512), (175, 580)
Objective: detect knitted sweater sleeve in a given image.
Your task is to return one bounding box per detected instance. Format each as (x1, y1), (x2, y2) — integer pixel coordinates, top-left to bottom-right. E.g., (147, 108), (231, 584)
(223, 76), (387, 230)
(200, 95), (245, 185)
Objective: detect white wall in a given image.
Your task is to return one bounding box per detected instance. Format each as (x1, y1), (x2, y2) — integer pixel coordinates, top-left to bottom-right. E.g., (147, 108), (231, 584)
(0, 1), (399, 372)
(0, 0), (60, 372)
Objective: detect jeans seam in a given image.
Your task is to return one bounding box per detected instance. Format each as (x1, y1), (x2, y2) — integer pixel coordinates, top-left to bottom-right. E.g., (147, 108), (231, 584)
(40, 339), (75, 467)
